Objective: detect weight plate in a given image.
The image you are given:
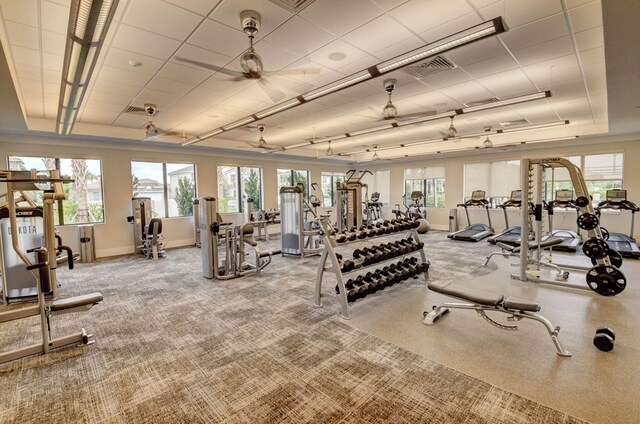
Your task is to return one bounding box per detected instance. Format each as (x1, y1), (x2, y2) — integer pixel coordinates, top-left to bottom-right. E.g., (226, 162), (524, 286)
(575, 196), (590, 207)
(591, 249), (623, 268)
(577, 212), (599, 230)
(586, 265), (626, 296)
(599, 227), (610, 240)
(582, 238), (610, 259)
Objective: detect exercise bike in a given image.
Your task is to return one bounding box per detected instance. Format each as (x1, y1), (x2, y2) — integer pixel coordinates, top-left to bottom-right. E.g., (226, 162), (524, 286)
(392, 191), (426, 220)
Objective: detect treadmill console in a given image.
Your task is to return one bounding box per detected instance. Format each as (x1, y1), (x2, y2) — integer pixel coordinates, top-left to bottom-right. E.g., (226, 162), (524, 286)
(511, 190), (522, 202)
(554, 189), (575, 206)
(606, 189), (627, 202)
(471, 190), (486, 201)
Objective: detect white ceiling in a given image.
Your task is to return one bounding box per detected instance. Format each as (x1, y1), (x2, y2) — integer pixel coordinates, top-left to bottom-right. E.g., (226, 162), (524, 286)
(0, 0), (614, 162)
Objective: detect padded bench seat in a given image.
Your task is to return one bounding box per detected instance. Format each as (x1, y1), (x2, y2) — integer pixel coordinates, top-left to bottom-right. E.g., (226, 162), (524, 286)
(504, 296), (540, 312)
(259, 249), (281, 258)
(498, 237), (563, 253)
(51, 292), (103, 312)
(428, 281), (503, 306)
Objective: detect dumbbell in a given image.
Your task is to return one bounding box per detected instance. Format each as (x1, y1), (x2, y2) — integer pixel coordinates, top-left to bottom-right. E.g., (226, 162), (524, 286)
(593, 327), (615, 352)
(336, 234), (348, 243)
(346, 231), (357, 241)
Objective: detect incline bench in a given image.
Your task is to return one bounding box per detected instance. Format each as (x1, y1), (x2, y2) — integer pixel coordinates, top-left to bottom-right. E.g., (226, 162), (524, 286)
(423, 281), (571, 357)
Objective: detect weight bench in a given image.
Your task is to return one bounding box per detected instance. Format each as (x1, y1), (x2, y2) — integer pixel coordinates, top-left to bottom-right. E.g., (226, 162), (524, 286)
(423, 281), (571, 357)
(485, 238), (570, 281)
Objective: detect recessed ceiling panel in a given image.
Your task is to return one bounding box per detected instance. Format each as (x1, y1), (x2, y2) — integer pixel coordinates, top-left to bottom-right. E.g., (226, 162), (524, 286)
(299, 0), (382, 36)
(123, 0), (203, 41)
(188, 19), (248, 58)
(342, 14), (414, 55)
(0, 0), (38, 26)
(111, 25), (182, 60)
(391, 0), (474, 34)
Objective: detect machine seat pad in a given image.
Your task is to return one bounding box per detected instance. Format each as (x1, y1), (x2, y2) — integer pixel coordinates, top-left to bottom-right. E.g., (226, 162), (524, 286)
(512, 238), (563, 253)
(51, 292), (103, 311)
(243, 237), (258, 246)
(428, 282), (504, 306)
(259, 249), (281, 258)
(503, 296), (540, 312)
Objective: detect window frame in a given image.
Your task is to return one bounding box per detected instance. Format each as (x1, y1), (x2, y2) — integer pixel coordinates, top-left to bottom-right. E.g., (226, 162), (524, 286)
(403, 167), (446, 208)
(132, 160), (197, 218)
(8, 155), (106, 226)
(321, 171), (346, 207)
(277, 168), (311, 202)
(216, 165), (263, 213)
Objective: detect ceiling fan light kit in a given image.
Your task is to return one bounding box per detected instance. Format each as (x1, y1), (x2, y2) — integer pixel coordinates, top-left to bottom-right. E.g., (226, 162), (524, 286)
(56, 0), (120, 135)
(182, 17), (508, 146)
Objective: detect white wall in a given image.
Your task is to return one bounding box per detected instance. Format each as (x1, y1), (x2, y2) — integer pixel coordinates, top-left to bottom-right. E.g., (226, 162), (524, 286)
(0, 133), (348, 257)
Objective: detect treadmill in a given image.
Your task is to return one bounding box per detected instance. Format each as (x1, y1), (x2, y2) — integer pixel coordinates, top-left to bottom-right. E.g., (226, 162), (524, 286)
(595, 189), (640, 259)
(448, 190), (494, 242)
(544, 189), (582, 252)
(487, 190), (526, 246)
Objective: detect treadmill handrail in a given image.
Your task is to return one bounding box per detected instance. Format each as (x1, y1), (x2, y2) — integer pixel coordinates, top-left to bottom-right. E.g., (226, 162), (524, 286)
(596, 200), (640, 212)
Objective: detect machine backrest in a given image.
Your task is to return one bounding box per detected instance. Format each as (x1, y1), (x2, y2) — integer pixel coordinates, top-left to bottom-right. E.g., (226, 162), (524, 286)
(148, 218), (162, 235)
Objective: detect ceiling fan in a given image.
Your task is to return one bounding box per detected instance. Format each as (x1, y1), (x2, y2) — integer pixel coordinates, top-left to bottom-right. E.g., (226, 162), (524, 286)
(142, 104), (182, 140)
(175, 10), (320, 104)
(377, 79), (436, 121)
(365, 144), (392, 161)
(439, 115), (457, 138)
(247, 124), (277, 151)
(478, 129), (518, 151)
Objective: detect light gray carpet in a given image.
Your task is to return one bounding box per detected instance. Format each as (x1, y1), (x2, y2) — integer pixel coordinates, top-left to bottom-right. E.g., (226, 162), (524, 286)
(0, 231), (584, 423)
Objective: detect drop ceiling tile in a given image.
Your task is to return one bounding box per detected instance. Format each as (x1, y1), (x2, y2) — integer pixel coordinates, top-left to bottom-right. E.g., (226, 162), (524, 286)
(438, 81), (494, 105)
(499, 13), (569, 51)
(41, 0), (69, 35)
(304, 39), (369, 71)
(419, 67), (471, 89)
(373, 36), (424, 62)
(503, 0), (562, 28)
(574, 26), (603, 51)
(337, 54), (378, 75)
(299, 0), (383, 37)
(42, 52), (63, 71)
(103, 47), (167, 75)
(5, 21), (40, 50)
(391, 0), (474, 34)
(43, 102), (58, 119)
(123, 0), (203, 41)
(460, 53), (520, 79)
(264, 15), (335, 57)
(511, 36), (574, 66)
(43, 82), (58, 96)
(403, 89), (454, 111)
(14, 63), (41, 81)
(189, 19), (248, 58)
(92, 79), (142, 97)
(159, 62), (211, 85)
(512, 103), (559, 123)
(342, 14), (414, 55)
(163, 0), (218, 16)
(547, 79), (586, 100)
(468, 0), (502, 9)
(175, 43), (234, 72)
(209, 0), (293, 39)
(135, 88), (182, 107)
(20, 80), (43, 97)
(97, 65), (153, 86)
(80, 109), (121, 125)
(476, 68), (536, 98)
(578, 46), (604, 67)
(370, 0), (410, 11)
(85, 90), (133, 106)
(10, 46), (40, 67)
(522, 55), (581, 87)
(41, 30), (66, 55)
(445, 38), (506, 67)
(417, 12), (484, 45)
(146, 77), (194, 96)
(477, 1), (504, 21)
(113, 114), (151, 129)
(23, 99), (43, 117)
(568, 1), (602, 33)
(311, 93), (352, 107)
(111, 25), (182, 60)
(565, 0), (597, 8)
(82, 98), (129, 113)
(42, 67), (62, 83)
(252, 40), (301, 71)
(0, 0), (38, 26)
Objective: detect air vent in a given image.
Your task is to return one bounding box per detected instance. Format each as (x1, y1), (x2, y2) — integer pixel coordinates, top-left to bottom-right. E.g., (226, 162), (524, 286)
(123, 105), (147, 114)
(464, 97), (501, 108)
(267, 0), (317, 13)
(500, 119), (530, 127)
(402, 55), (456, 79)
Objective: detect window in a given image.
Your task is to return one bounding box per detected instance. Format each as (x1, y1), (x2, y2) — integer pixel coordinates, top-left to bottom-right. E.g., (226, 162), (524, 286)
(321, 172), (346, 207)
(216, 166), (263, 213)
(132, 161), (196, 217)
(404, 167), (445, 208)
(544, 154), (623, 204)
(9, 156), (105, 225)
(277, 169), (310, 205)
(361, 170), (391, 206)
(464, 161), (520, 207)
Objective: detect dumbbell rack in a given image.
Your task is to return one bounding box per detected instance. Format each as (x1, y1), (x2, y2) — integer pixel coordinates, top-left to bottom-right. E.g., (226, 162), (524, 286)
(313, 224), (429, 320)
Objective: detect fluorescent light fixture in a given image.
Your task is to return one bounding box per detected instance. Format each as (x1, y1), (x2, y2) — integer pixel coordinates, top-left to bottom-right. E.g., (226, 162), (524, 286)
(377, 18), (506, 74)
(302, 71), (372, 101)
(255, 99), (300, 119)
(222, 116), (256, 131)
(462, 91), (551, 113)
(181, 128), (224, 146)
(347, 123), (394, 137)
(57, 0), (119, 135)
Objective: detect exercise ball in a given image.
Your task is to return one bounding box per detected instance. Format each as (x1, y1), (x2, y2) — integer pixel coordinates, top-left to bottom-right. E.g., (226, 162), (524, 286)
(416, 219), (430, 234)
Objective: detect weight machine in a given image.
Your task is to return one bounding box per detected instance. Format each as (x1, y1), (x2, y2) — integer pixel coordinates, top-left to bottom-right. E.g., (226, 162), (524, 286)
(516, 158), (626, 296)
(245, 196), (281, 241)
(366, 192), (384, 222)
(127, 197), (165, 259)
(336, 169), (371, 231)
(199, 196), (280, 279)
(0, 170), (102, 365)
(280, 185), (325, 257)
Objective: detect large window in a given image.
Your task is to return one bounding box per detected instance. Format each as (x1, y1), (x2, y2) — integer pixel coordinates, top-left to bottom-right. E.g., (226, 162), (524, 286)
(404, 167), (445, 208)
(544, 154), (623, 204)
(216, 166), (262, 213)
(132, 161), (196, 217)
(9, 156), (105, 225)
(361, 170), (391, 206)
(321, 172), (346, 207)
(464, 160), (520, 207)
(277, 169), (310, 205)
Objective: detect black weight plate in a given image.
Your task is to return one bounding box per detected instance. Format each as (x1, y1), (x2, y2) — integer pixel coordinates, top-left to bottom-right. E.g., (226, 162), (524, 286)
(582, 238), (610, 259)
(590, 249), (623, 268)
(599, 227), (610, 240)
(577, 212), (599, 230)
(575, 196), (590, 207)
(586, 265), (626, 296)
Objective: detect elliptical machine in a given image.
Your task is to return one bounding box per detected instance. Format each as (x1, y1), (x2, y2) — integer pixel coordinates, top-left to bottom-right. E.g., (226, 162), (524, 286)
(392, 191), (426, 220)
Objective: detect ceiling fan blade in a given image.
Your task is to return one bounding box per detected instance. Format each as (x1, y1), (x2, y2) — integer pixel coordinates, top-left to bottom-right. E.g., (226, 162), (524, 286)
(257, 78), (287, 103)
(174, 57), (245, 78)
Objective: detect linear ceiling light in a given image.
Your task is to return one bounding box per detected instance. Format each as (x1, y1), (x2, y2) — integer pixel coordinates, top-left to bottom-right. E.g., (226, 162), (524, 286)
(56, 0), (119, 135)
(182, 17), (507, 147)
(462, 91), (551, 113)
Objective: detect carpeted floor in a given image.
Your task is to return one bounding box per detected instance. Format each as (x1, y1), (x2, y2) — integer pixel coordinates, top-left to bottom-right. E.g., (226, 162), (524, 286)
(0, 231), (585, 423)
